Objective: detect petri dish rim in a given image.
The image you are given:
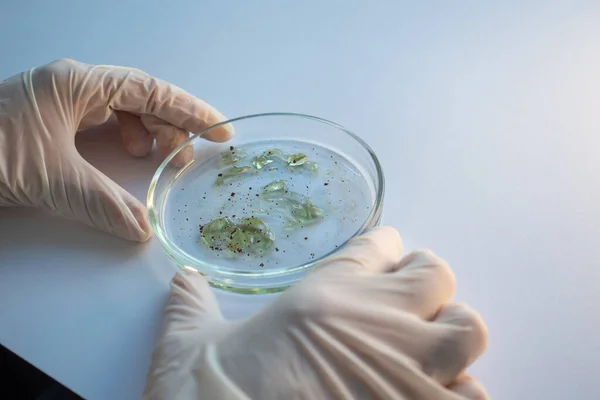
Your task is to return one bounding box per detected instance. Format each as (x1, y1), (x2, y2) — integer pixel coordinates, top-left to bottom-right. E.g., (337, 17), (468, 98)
(147, 112), (384, 284)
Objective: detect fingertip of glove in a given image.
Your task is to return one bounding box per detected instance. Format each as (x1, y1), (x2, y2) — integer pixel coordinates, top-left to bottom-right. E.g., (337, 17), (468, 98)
(200, 122), (235, 143)
(171, 268), (213, 300)
(134, 226), (153, 242)
(199, 108), (235, 143)
(434, 302), (489, 363)
(366, 225), (402, 241)
(87, 187), (153, 243)
(173, 267), (207, 286)
(357, 225), (404, 255)
(127, 202), (153, 242)
(125, 140), (153, 158)
(69, 158), (153, 243)
(448, 375), (489, 400)
(114, 222), (152, 242)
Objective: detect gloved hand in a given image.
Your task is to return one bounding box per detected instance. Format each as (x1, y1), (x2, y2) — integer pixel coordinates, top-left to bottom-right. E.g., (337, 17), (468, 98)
(0, 58), (233, 241)
(144, 227), (489, 400)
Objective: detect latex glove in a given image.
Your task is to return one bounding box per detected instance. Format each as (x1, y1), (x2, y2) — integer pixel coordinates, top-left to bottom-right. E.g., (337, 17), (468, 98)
(0, 58), (233, 241)
(145, 227), (489, 400)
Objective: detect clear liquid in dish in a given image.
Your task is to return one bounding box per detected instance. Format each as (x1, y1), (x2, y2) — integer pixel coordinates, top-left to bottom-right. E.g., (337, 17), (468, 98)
(164, 139), (373, 272)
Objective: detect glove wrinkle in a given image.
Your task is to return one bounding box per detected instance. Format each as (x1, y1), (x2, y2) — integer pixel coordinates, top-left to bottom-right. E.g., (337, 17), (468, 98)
(290, 324), (356, 400)
(22, 68), (56, 209)
(306, 320), (398, 400)
(101, 68), (136, 113)
(56, 160), (76, 217)
(195, 343), (251, 400)
(79, 170), (101, 232)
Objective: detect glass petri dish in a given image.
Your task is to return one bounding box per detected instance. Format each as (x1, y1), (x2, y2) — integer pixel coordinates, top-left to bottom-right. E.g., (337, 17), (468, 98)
(148, 113), (384, 294)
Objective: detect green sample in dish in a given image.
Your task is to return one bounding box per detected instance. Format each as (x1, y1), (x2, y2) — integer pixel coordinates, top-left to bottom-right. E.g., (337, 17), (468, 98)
(200, 216), (275, 256)
(218, 147), (247, 167)
(165, 137), (375, 277)
(216, 148), (317, 186)
(261, 180), (324, 230)
(215, 165), (253, 185)
(251, 149), (318, 172)
(202, 146), (327, 258)
(263, 179), (288, 192)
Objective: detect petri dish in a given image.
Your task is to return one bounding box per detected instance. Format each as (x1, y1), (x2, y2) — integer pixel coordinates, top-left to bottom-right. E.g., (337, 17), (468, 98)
(148, 113), (384, 294)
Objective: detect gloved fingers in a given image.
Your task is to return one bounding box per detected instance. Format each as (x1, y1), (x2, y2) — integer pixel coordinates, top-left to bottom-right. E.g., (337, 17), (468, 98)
(422, 303), (488, 386)
(392, 250), (456, 320)
(315, 226), (403, 275)
(79, 62), (234, 141)
(162, 268), (223, 334)
(140, 114), (192, 166)
(447, 374), (489, 400)
(145, 269), (222, 400)
(50, 157), (152, 241)
(115, 111), (154, 157)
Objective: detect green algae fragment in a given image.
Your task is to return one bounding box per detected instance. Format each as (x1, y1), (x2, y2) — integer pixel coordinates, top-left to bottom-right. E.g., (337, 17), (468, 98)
(287, 153), (307, 166)
(251, 155), (274, 169)
(200, 216), (274, 256)
(215, 165), (252, 185)
(215, 146), (315, 186)
(304, 161), (318, 173)
(262, 187), (302, 203)
(250, 148), (317, 172)
(264, 179), (288, 192)
(285, 199), (324, 230)
(218, 148), (247, 167)
(251, 149), (282, 169)
(261, 180), (324, 230)
(231, 217), (275, 254)
(291, 198), (324, 222)
(200, 217), (236, 249)
(265, 148), (286, 159)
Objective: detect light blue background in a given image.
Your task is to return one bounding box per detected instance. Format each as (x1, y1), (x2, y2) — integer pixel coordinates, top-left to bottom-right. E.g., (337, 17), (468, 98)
(2, 1), (600, 399)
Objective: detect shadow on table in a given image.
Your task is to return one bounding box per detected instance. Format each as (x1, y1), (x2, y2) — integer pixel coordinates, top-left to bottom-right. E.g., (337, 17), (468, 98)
(0, 207), (146, 263)
(0, 345), (82, 400)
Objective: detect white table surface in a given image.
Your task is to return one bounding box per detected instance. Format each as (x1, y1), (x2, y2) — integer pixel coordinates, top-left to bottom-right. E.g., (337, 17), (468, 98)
(2, 1), (600, 399)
